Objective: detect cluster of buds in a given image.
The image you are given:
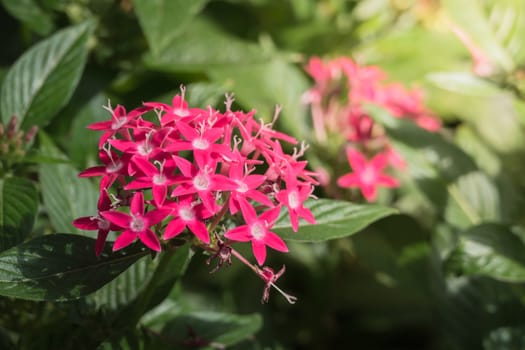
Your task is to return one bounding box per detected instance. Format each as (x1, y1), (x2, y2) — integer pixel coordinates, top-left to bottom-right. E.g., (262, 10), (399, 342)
(0, 116), (38, 174)
(73, 88), (318, 303)
(303, 57), (441, 201)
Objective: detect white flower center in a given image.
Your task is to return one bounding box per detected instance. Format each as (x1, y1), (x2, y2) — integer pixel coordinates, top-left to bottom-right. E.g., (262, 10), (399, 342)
(106, 161), (122, 174)
(236, 180), (249, 193)
(153, 174), (167, 185)
(173, 108), (189, 117)
(250, 222), (265, 240)
(193, 174), (210, 190)
(130, 216), (145, 232)
(192, 137), (209, 150)
(111, 116), (127, 130)
(137, 141), (152, 156)
(361, 166), (376, 185)
(288, 190), (300, 209)
(179, 206), (195, 221)
(98, 218), (110, 231)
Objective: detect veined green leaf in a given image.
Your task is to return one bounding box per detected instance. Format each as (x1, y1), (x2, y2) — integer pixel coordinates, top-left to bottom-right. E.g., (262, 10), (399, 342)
(0, 177), (38, 252)
(273, 199), (397, 242)
(446, 224), (525, 282)
(0, 234), (149, 301)
(39, 132), (98, 234)
(0, 21), (94, 130)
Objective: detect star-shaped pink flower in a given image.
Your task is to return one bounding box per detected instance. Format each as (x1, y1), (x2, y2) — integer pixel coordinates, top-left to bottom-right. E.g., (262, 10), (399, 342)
(225, 199), (287, 265)
(337, 148), (399, 202)
(101, 191), (171, 251)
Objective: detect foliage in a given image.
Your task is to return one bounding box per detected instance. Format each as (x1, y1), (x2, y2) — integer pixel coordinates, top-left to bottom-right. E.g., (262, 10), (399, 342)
(1, 0), (525, 349)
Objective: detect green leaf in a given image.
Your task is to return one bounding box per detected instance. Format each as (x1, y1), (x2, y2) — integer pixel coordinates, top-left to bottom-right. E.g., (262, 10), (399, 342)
(355, 27), (467, 82)
(0, 234), (149, 301)
(144, 311), (262, 349)
(145, 18), (267, 71)
(0, 21), (94, 130)
(209, 59), (310, 139)
(67, 93), (108, 169)
(0, 177), (38, 252)
(89, 244), (192, 316)
(39, 132), (98, 234)
(426, 72), (525, 152)
(446, 224), (525, 282)
(444, 171), (500, 229)
(272, 199), (397, 242)
(132, 0), (208, 55)
(1, 0), (55, 35)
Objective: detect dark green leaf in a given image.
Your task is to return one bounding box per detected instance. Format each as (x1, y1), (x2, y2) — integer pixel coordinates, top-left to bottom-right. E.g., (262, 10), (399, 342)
(39, 132), (98, 234)
(446, 224), (525, 282)
(132, 0), (208, 55)
(1, 0), (54, 35)
(144, 311), (262, 349)
(0, 234), (149, 300)
(0, 177), (38, 252)
(273, 199), (397, 242)
(0, 21), (94, 130)
(89, 244), (193, 316)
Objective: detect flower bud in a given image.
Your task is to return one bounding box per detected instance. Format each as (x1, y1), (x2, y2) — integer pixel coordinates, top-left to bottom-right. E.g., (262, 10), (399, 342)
(6, 116), (18, 138)
(24, 126), (39, 144)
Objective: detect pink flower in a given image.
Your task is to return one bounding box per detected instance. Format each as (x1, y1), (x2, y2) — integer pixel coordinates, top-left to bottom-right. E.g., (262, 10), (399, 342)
(101, 191), (171, 251)
(163, 195), (213, 243)
(337, 148), (399, 202)
(171, 156), (237, 214)
(72, 191), (118, 256)
(225, 199), (288, 265)
(125, 157), (180, 207)
(275, 172), (315, 232)
(87, 104), (150, 147)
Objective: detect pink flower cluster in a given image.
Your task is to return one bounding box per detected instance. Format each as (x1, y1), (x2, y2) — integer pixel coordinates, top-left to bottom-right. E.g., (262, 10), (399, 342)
(73, 90), (317, 266)
(303, 57), (441, 201)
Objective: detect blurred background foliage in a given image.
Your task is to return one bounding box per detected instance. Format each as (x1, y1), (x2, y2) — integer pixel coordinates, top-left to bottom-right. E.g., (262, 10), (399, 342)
(2, 0), (525, 349)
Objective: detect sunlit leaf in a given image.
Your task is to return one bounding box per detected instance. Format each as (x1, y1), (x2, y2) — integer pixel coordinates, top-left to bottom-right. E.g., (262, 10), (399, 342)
(273, 199), (397, 242)
(0, 21), (94, 129)
(446, 224), (525, 282)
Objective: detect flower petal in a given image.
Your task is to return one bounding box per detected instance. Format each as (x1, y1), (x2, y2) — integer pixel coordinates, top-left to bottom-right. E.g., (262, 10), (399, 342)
(113, 230), (137, 251)
(101, 211), (130, 229)
(73, 216), (98, 230)
(130, 191), (144, 215)
(139, 229), (161, 252)
(252, 240), (267, 266)
(265, 231), (288, 253)
(346, 148), (367, 171)
(95, 230), (109, 256)
(163, 219), (185, 240)
(225, 225), (251, 242)
(188, 220), (210, 244)
(337, 173), (358, 188)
